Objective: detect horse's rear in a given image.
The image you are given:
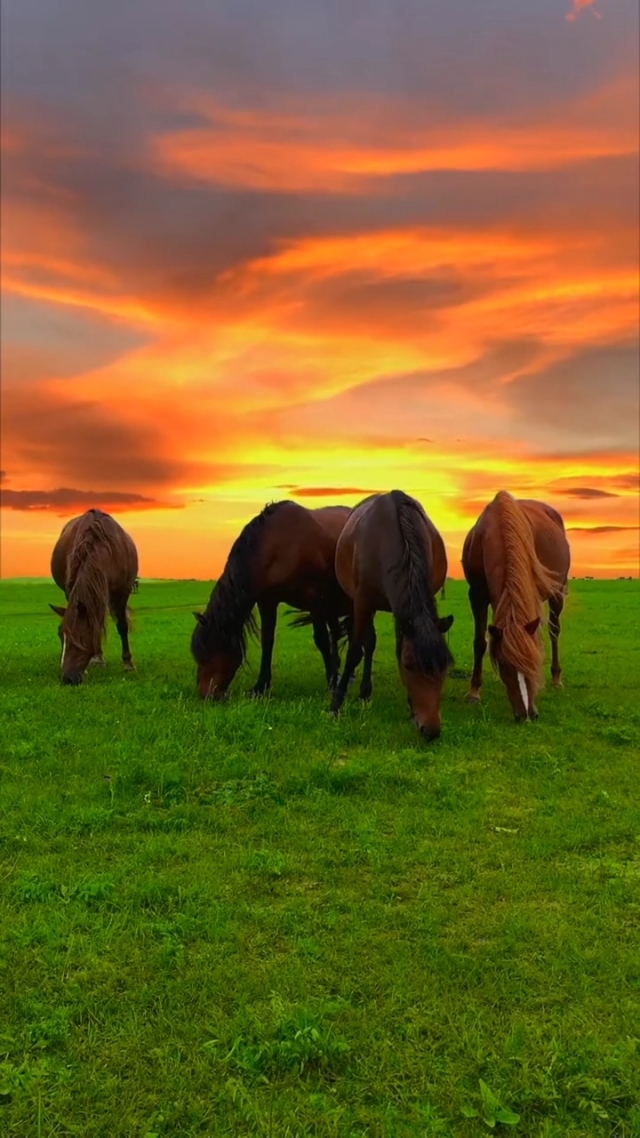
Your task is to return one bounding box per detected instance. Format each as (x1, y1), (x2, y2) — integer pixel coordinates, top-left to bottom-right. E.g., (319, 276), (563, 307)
(333, 491), (453, 739)
(462, 492), (570, 719)
(50, 510), (138, 684)
(255, 502), (350, 612)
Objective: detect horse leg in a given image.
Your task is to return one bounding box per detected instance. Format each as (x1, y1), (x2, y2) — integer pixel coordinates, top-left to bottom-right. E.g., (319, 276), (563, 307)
(326, 614), (342, 689)
(332, 600), (370, 715)
(358, 620), (377, 701)
(312, 614), (339, 690)
(114, 597), (134, 671)
(549, 592), (565, 688)
(252, 599), (277, 696)
(467, 584), (489, 702)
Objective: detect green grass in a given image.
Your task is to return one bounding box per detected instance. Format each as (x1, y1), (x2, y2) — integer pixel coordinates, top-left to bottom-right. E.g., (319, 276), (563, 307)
(1, 579), (639, 1137)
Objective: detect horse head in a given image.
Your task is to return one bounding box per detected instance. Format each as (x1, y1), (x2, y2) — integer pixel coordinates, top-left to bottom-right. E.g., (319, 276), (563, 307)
(49, 602), (102, 685)
(488, 617), (541, 721)
(397, 613), (454, 740)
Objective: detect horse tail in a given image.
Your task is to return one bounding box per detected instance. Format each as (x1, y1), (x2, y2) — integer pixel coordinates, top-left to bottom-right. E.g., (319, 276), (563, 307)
(390, 490), (434, 615)
(286, 609), (313, 629)
(491, 491), (559, 691)
(286, 610), (350, 644)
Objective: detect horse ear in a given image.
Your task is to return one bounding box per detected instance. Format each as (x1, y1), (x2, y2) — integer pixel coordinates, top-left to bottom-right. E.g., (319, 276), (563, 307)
(488, 624), (502, 641)
(437, 614), (454, 634)
(524, 617), (541, 636)
(49, 604), (66, 618)
(193, 612), (206, 625)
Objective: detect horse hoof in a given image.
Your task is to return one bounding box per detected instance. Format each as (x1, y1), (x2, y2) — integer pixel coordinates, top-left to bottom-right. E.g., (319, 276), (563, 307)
(251, 686), (269, 698)
(123, 661), (136, 672)
(552, 678), (563, 689)
(466, 691), (481, 704)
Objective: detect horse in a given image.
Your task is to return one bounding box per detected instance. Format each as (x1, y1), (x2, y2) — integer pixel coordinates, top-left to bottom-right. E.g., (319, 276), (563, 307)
(331, 491), (454, 740)
(191, 501), (353, 700)
(50, 509), (139, 685)
(461, 491), (570, 721)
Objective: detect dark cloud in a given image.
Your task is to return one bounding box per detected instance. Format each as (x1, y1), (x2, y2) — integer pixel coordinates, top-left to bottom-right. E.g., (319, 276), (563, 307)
(506, 341), (640, 450)
(2, 296), (150, 384)
(561, 487), (619, 499)
(288, 486), (381, 497)
(0, 487), (173, 514)
(568, 524), (639, 533)
(2, 385), (205, 491)
(3, 0), (634, 130)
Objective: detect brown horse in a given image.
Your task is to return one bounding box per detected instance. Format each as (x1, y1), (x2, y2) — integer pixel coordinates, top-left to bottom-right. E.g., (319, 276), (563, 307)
(50, 509), (139, 685)
(191, 501), (352, 699)
(462, 491), (570, 721)
(332, 491), (454, 740)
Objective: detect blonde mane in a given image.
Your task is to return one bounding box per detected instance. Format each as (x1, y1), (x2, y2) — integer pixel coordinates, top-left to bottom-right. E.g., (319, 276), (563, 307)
(490, 492), (558, 692)
(65, 513), (113, 653)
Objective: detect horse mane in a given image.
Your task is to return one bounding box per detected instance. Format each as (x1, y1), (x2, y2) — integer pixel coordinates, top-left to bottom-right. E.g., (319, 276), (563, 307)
(191, 501), (291, 664)
(391, 490), (453, 677)
(489, 491), (559, 691)
(65, 511), (112, 652)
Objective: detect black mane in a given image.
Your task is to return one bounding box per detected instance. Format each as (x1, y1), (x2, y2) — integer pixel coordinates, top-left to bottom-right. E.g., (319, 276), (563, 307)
(390, 490), (453, 677)
(191, 501), (292, 664)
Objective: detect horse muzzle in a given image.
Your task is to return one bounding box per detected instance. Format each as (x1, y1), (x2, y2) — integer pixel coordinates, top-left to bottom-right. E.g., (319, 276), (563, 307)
(62, 672), (84, 686)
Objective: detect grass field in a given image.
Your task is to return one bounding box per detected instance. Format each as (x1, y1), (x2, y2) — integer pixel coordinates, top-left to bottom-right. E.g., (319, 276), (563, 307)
(1, 578), (639, 1137)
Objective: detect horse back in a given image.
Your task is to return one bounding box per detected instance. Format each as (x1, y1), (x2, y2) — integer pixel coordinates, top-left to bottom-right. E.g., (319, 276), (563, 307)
(258, 502), (342, 594)
(462, 497), (569, 598)
(518, 500), (570, 588)
(51, 510), (138, 596)
(336, 492), (446, 606)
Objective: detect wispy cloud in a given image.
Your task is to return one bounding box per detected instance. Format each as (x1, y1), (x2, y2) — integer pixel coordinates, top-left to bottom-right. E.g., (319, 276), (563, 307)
(566, 0), (602, 23)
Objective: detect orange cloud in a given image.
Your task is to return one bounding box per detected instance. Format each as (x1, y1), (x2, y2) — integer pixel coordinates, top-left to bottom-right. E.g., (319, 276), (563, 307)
(2, 59), (637, 579)
(152, 78), (634, 192)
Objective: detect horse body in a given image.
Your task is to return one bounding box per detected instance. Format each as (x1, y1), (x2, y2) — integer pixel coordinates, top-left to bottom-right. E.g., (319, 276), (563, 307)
(50, 509), (138, 684)
(191, 501), (352, 699)
(332, 491), (453, 739)
(462, 491), (570, 720)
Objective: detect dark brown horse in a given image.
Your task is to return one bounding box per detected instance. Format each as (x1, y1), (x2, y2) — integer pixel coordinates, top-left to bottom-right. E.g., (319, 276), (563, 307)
(191, 501), (352, 699)
(332, 491), (454, 740)
(50, 509), (139, 685)
(462, 491), (570, 721)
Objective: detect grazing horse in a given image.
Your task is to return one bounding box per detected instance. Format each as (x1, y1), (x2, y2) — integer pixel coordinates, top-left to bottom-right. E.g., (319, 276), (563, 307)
(462, 491), (570, 721)
(332, 491), (454, 740)
(50, 509), (139, 685)
(191, 501), (352, 700)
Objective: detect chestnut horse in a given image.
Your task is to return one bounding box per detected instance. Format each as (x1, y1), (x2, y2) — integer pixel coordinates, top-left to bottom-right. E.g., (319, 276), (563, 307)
(332, 491), (454, 740)
(50, 509), (138, 685)
(462, 491), (570, 721)
(191, 501), (352, 699)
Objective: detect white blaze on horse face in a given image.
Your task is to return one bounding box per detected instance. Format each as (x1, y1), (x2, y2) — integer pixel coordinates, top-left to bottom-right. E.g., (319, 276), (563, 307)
(60, 636), (67, 669)
(517, 671), (529, 712)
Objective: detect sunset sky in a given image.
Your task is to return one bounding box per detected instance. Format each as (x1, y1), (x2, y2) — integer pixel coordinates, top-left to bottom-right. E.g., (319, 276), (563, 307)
(1, 0), (638, 579)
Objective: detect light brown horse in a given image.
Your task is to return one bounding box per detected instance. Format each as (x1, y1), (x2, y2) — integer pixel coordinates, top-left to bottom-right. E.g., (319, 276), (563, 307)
(332, 491), (454, 740)
(191, 501), (352, 699)
(462, 491), (570, 721)
(50, 509), (138, 685)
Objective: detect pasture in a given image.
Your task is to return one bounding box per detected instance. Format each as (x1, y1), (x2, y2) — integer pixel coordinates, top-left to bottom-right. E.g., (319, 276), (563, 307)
(1, 578), (638, 1137)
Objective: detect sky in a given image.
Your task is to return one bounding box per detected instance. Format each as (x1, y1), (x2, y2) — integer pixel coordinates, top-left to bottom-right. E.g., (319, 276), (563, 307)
(1, 0), (639, 580)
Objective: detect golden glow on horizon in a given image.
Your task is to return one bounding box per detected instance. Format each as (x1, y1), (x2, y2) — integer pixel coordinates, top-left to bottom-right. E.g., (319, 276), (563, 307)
(2, 65), (638, 578)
